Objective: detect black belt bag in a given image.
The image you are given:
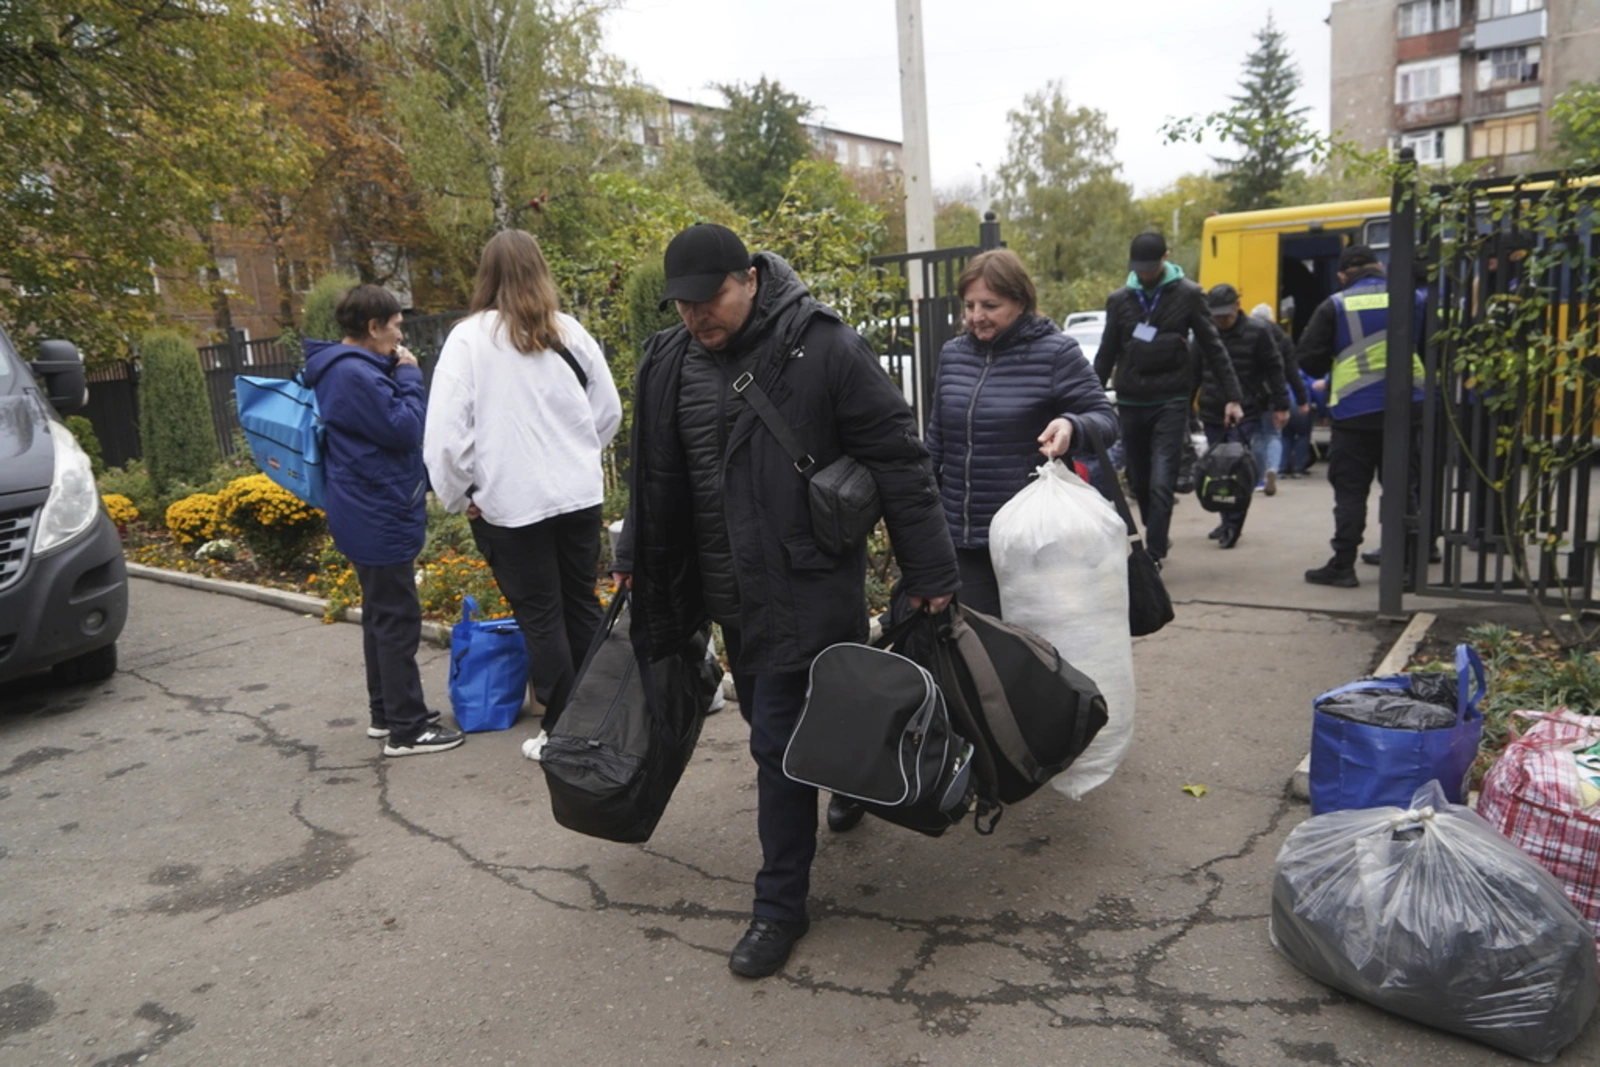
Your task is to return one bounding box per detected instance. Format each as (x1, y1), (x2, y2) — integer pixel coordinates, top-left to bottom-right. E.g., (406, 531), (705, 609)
(733, 371), (881, 555)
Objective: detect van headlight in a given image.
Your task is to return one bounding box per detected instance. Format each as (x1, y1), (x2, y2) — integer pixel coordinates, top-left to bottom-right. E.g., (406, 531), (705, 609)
(34, 420), (101, 555)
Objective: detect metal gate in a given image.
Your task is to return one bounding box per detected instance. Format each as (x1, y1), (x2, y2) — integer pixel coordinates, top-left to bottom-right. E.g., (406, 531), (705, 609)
(1385, 159), (1600, 614)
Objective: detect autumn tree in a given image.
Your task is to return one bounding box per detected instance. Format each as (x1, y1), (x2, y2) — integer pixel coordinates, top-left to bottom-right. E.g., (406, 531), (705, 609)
(0, 1), (288, 361)
(1212, 14), (1312, 212)
(691, 78), (815, 218)
(995, 82), (1137, 317)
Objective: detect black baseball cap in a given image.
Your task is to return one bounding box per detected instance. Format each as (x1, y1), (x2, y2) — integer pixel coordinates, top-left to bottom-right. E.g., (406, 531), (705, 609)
(1129, 232), (1168, 272)
(1206, 283), (1241, 315)
(1339, 244), (1379, 271)
(661, 223), (751, 306)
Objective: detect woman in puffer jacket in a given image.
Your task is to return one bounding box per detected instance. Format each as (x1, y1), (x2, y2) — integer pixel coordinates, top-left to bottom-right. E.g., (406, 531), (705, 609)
(924, 249), (1119, 615)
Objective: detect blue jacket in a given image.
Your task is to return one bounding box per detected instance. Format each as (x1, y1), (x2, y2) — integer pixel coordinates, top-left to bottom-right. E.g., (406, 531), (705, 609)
(301, 339), (428, 567)
(926, 313), (1119, 547)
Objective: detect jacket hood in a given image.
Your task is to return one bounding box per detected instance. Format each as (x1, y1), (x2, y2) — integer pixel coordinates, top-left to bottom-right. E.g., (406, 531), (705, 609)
(1340, 265), (1386, 290)
(737, 252), (817, 350)
(301, 338), (391, 386)
(1125, 261), (1185, 291)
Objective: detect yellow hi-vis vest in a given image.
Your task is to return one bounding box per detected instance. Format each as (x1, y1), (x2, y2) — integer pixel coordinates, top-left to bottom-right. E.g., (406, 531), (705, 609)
(1326, 291), (1425, 419)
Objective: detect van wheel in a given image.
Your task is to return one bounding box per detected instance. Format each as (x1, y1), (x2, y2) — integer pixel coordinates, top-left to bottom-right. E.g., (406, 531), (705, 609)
(52, 643), (118, 685)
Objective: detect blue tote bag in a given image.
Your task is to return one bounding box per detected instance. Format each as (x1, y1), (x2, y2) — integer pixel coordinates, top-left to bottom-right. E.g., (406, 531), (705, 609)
(1308, 644), (1487, 815)
(448, 596), (529, 733)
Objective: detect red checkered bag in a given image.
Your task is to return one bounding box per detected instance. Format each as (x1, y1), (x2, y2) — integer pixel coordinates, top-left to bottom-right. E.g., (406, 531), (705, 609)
(1478, 709), (1600, 959)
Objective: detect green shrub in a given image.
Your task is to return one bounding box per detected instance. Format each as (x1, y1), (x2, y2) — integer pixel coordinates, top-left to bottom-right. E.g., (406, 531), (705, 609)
(423, 500), (478, 561)
(216, 473), (325, 572)
(300, 271), (359, 343)
(97, 460), (159, 522)
(138, 329), (220, 494)
(64, 415), (104, 476)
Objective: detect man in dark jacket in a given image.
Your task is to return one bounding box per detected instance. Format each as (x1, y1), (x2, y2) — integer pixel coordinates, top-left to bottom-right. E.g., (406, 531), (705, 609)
(1096, 233), (1243, 562)
(303, 285), (463, 757)
(1193, 284), (1289, 548)
(1295, 245), (1425, 588)
(613, 224), (959, 980)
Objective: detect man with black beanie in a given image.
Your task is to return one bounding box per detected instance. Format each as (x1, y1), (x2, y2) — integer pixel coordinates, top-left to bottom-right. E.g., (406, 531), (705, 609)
(612, 223), (959, 979)
(1096, 232), (1242, 563)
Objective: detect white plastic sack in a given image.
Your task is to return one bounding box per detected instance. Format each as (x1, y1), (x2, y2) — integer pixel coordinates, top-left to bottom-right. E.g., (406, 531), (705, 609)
(1270, 780), (1599, 1062)
(989, 461), (1134, 799)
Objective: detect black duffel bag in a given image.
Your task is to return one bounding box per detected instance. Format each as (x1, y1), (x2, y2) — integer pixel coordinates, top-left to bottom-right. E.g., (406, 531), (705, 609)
(541, 591), (721, 843)
(888, 596), (1109, 820)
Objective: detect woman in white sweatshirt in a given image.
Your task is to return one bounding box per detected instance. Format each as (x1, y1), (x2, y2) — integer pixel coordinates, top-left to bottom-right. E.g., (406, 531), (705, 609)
(424, 229), (622, 742)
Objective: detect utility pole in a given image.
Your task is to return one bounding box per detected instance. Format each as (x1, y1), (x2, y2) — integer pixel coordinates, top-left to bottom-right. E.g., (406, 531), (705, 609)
(896, 0), (935, 254)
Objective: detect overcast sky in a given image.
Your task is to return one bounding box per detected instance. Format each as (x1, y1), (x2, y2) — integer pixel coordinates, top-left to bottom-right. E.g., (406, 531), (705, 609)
(603, 0), (1332, 199)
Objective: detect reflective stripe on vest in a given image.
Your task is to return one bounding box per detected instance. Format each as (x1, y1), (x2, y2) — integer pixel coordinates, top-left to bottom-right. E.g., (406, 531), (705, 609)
(1327, 290), (1424, 415)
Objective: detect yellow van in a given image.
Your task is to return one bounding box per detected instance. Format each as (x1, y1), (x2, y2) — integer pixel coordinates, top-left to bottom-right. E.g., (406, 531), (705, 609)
(1198, 198), (1391, 339)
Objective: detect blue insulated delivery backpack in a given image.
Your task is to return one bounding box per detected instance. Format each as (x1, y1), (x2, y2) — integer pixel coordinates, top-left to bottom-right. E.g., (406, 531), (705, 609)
(448, 595), (529, 733)
(235, 372), (329, 508)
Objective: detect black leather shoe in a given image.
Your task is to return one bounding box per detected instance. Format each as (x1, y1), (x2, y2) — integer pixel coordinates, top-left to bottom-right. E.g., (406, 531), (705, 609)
(1218, 527), (1241, 549)
(826, 794), (865, 833)
(1305, 561), (1359, 588)
(1207, 524), (1225, 540)
(728, 917), (809, 978)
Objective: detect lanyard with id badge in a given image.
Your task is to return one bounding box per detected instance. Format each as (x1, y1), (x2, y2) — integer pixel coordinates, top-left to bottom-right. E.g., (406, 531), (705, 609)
(1132, 286), (1163, 343)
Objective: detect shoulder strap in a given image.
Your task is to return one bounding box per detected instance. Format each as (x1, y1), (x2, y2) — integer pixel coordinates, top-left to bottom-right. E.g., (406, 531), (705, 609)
(1084, 428), (1144, 544)
(948, 612), (1043, 784)
(555, 344), (588, 390)
(731, 373), (816, 475)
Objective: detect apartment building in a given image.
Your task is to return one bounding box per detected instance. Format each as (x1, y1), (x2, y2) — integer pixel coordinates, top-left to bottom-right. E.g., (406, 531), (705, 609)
(1329, 0), (1600, 172)
(658, 98), (902, 175)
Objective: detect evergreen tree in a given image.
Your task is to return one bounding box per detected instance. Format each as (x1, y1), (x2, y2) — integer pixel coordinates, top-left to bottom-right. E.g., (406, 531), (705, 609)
(692, 78), (815, 218)
(138, 330), (219, 494)
(1214, 14), (1311, 213)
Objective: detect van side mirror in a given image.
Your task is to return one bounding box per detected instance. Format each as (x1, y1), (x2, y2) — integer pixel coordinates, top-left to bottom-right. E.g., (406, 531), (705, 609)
(30, 339), (88, 413)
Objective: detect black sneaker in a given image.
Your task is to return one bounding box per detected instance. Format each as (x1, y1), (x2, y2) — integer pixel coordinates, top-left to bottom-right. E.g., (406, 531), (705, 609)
(1207, 524), (1226, 540)
(728, 917), (809, 978)
(368, 709), (442, 739)
(826, 794), (865, 833)
(383, 724), (465, 757)
(1304, 561), (1359, 588)
(1218, 527), (1241, 549)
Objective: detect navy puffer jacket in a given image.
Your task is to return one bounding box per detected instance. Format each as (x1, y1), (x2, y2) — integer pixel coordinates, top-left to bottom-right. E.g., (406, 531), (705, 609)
(925, 313), (1119, 548)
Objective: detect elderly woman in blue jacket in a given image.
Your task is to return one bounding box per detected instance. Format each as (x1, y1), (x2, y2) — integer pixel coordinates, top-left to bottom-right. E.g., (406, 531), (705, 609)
(303, 284), (463, 758)
(925, 249), (1120, 616)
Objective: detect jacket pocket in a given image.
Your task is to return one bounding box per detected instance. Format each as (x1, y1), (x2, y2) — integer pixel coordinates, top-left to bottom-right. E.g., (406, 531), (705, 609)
(782, 535), (832, 572)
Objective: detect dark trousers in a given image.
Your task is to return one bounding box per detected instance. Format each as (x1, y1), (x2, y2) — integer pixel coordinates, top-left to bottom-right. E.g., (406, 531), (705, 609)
(955, 547), (1001, 617)
(1117, 399), (1190, 560)
(1204, 421), (1256, 534)
(354, 561), (430, 739)
(470, 505), (604, 730)
(722, 626), (815, 925)
(1326, 423), (1422, 566)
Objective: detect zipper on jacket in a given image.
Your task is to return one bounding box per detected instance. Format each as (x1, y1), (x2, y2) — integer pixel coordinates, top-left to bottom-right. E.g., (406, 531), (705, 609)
(960, 347), (995, 543)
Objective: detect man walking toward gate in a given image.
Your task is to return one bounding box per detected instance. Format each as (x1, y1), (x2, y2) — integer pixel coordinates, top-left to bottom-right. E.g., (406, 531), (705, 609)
(1296, 245), (1425, 588)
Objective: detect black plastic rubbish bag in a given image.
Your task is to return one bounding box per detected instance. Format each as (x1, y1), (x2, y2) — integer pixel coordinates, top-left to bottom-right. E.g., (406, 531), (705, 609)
(1270, 781), (1600, 1063)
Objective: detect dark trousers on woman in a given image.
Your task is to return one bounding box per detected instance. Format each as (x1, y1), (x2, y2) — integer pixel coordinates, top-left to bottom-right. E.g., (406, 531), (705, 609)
(1117, 399), (1190, 561)
(955, 547), (1002, 617)
(355, 561), (430, 741)
(470, 505), (604, 730)
(722, 625), (815, 925)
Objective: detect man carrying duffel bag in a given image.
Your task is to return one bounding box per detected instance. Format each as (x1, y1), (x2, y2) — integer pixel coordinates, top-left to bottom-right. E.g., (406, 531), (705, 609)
(611, 224), (960, 980)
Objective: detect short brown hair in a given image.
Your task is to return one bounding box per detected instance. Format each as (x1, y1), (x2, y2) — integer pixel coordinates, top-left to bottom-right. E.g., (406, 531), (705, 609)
(470, 229), (563, 354)
(957, 249), (1037, 315)
(335, 284), (403, 341)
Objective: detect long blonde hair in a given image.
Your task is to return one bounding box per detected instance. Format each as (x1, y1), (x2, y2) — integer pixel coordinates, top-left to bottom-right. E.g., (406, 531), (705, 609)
(469, 229), (563, 353)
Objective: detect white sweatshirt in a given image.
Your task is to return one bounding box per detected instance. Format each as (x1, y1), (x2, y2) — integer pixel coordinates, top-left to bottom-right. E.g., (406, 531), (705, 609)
(423, 310), (622, 528)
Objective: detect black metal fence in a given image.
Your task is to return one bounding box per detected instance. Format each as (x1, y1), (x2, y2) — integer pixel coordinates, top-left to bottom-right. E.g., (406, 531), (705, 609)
(1385, 160), (1600, 613)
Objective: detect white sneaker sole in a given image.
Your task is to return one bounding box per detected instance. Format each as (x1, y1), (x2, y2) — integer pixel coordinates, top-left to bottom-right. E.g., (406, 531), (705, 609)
(521, 731), (550, 761)
(383, 737), (464, 758)
(367, 726), (390, 739)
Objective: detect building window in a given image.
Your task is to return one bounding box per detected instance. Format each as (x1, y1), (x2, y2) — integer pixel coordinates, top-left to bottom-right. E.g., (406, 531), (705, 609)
(1478, 0), (1542, 17)
(1477, 45), (1540, 90)
(1400, 128), (1447, 163)
(1471, 114), (1538, 157)
(1396, 57), (1461, 103)
(1398, 0), (1460, 37)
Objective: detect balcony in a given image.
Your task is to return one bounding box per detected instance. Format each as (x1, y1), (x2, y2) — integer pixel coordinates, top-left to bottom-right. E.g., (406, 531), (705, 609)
(1395, 95), (1462, 130)
(1397, 28), (1460, 63)
(1476, 10), (1547, 50)
(1473, 85), (1543, 118)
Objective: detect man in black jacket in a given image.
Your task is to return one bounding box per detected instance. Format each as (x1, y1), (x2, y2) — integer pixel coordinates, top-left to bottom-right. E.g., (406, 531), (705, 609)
(613, 224), (959, 979)
(1096, 233), (1243, 562)
(1193, 284), (1290, 548)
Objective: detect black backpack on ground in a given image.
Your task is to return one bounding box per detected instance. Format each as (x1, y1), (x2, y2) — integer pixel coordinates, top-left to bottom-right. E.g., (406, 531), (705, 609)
(783, 641), (974, 837)
(541, 592), (721, 843)
(886, 596), (1109, 828)
(1195, 431), (1258, 513)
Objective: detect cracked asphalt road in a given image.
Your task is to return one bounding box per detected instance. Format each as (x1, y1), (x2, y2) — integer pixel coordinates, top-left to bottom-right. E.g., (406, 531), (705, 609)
(2, 560), (1597, 1064)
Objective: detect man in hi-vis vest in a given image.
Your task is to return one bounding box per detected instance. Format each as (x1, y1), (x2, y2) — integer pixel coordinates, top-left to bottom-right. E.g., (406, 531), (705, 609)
(1294, 245), (1425, 589)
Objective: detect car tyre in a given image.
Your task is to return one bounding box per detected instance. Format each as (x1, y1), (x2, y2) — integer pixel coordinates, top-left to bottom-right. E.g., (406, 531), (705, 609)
(51, 643), (117, 685)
